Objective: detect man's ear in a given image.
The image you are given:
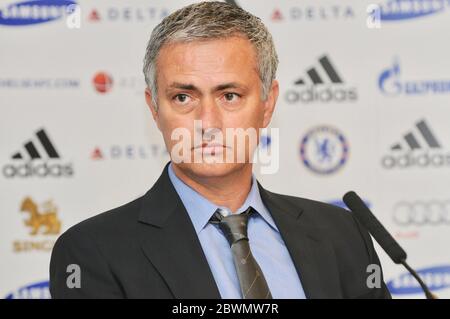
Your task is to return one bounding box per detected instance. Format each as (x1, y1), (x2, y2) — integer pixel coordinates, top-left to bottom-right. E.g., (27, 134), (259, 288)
(145, 88), (161, 131)
(262, 79), (279, 128)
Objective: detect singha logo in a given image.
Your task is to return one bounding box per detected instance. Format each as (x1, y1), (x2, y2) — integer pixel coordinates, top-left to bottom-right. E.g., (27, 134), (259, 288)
(21, 197), (61, 235)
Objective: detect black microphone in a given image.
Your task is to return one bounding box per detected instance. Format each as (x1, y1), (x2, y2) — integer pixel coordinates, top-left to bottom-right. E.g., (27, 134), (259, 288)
(343, 191), (436, 299)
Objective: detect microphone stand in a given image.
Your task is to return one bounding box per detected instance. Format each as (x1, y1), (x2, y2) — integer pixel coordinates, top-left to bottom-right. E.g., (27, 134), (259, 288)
(399, 259), (437, 299)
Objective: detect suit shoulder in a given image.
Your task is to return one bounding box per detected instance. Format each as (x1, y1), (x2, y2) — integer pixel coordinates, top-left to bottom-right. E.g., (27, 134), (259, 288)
(267, 190), (374, 251)
(49, 197), (143, 299)
(264, 190), (363, 234)
(267, 190), (350, 218)
(55, 195), (144, 247)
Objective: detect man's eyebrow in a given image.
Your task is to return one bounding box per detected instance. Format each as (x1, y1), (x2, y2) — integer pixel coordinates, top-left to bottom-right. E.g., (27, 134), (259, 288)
(165, 82), (247, 93)
(166, 82), (198, 92)
(214, 82), (246, 91)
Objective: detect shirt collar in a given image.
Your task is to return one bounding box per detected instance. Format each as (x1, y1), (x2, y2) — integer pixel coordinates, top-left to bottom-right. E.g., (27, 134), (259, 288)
(167, 163), (279, 234)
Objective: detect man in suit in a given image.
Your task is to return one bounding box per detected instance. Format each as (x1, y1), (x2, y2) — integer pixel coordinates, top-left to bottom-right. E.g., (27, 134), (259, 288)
(50, 1), (391, 299)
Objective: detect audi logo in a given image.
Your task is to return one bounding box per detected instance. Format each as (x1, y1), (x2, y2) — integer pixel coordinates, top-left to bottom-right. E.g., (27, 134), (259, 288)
(393, 201), (450, 226)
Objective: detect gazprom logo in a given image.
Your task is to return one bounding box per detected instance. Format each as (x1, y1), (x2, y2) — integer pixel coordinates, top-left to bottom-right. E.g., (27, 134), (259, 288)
(387, 265), (450, 295)
(0, 0), (77, 26)
(374, 0), (449, 21)
(378, 57), (450, 96)
(4, 280), (50, 299)
(378, 58), (401, 95)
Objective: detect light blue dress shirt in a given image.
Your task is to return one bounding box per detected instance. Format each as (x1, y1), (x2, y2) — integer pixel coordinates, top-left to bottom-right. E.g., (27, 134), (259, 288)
(168, 163), (306, 299)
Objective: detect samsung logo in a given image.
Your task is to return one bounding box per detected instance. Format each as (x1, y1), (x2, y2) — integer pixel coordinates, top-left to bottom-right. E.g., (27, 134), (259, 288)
(5, 280), (50, 299)
(387, 265), (450, 295)
(376, 0), (448, 21)
(0, 0), (77, 26)
(328, 199), (371, 210)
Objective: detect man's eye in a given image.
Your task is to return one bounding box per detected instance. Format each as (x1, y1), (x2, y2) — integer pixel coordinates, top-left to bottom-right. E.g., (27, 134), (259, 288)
(224, 93), (240, 102)
(173, 94), (190, 103)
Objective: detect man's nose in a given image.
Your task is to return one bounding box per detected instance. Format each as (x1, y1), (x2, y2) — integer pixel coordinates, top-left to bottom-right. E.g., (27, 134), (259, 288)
(196, 96), (222, 133)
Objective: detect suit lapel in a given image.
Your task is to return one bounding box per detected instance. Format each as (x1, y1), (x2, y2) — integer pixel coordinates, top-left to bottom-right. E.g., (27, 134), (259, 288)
(137, 164), (221, 299)
(136, 163), (342, 299)
(257, 182), (343, 299)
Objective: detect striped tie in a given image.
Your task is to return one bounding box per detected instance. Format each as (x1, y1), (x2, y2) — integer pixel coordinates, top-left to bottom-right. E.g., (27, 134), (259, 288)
(210, 207), (272, 299)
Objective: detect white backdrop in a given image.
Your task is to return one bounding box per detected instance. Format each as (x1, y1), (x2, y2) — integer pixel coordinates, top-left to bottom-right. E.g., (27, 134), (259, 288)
(1, 0), (450, 299)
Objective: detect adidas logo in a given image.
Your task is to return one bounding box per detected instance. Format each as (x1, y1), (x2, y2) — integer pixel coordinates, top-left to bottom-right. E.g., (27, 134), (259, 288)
(285, 54), (357, 104)
(11, 129), (60, 160)
(2, 128), (74, 178)
(382, 119), (450, 169)
(294, 55), (343, 85)
(390, 119), (441, 151)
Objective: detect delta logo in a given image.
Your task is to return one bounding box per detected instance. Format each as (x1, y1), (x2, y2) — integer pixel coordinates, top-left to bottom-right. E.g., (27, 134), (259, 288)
(285, 54), (357, 104)
(2, 128), (74, 178)
(86, 6), (169, 23)
(90, 144), (168, 160)
(270, 5), (355, 22)
(381, 119), (450, 169)
(0, 0), (77, 26)
(12, 196), (62, 253)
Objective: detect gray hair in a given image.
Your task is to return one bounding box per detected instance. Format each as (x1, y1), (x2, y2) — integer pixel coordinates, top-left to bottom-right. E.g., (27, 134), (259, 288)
(143, 1), (278, 111)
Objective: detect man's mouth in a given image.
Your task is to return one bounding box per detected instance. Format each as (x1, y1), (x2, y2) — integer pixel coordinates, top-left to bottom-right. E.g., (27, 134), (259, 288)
(192, 142), (230, 154)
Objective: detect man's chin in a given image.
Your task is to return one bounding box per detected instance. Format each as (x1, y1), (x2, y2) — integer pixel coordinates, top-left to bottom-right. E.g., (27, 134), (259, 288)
(172, 162), (248, 179)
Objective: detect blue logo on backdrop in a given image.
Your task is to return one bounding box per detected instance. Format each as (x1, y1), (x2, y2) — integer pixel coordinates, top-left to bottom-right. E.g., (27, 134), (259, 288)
(387, 265), (450, 295)
(260, 135), (271, 148)
(328, 199), (372, 210)
(300, 126), (349, 175)
(5, 280), (50, 299)
(374, 0), (449, 21)
(378, 58), (450, 96)
(0, 0), (77, 26)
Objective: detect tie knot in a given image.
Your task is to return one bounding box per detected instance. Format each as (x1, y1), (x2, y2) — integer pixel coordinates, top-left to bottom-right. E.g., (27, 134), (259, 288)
(210, 207), (252, 246)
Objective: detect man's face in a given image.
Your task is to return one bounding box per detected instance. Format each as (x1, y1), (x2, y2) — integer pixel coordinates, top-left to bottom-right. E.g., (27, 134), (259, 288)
(145, 35), (278, 179)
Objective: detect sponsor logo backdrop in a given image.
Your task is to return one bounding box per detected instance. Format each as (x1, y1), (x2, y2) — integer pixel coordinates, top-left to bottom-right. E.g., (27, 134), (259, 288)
(1, 0), (449, 298)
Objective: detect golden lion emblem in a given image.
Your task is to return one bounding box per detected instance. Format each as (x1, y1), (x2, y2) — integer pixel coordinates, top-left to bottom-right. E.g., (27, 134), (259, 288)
(20, 197), (61, 235)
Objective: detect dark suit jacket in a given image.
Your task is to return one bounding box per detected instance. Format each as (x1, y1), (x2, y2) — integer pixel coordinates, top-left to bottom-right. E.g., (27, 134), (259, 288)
(50, 163), (391, 299)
